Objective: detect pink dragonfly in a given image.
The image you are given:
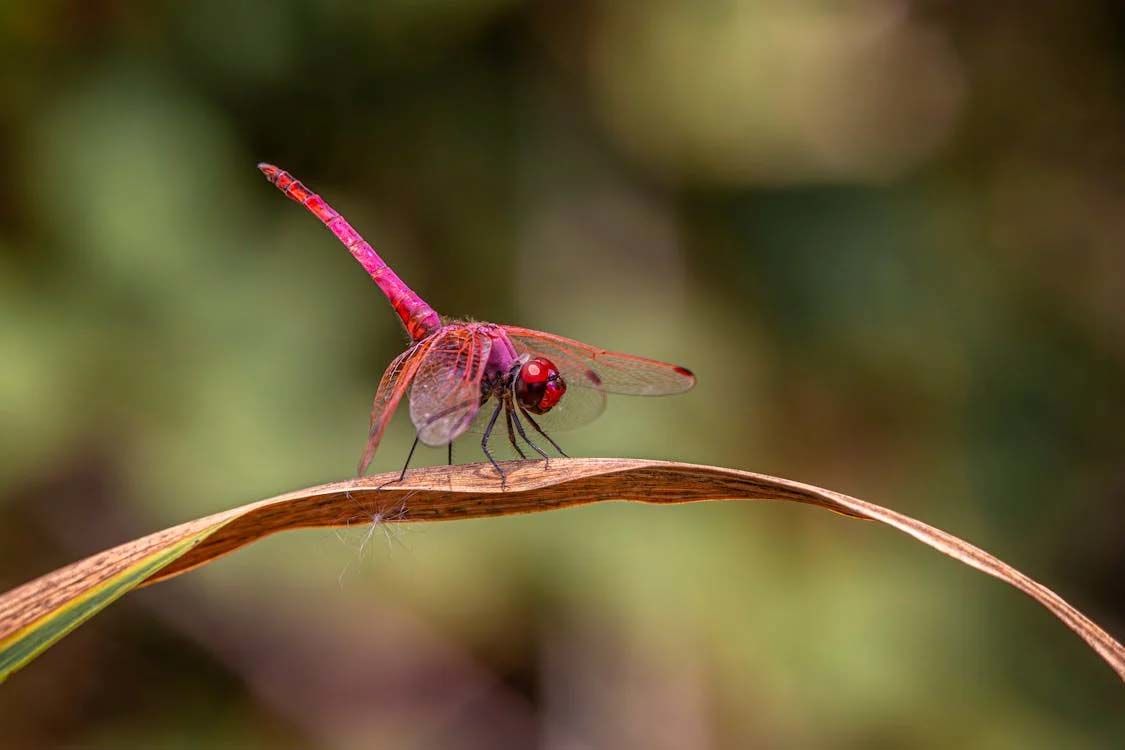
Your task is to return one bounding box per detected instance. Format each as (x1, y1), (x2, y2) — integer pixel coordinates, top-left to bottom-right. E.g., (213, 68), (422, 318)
(259, 163), (695, 481)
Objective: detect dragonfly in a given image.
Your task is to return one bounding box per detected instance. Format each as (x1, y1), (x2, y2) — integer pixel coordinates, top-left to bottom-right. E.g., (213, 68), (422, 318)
(258, 163), (696, 482)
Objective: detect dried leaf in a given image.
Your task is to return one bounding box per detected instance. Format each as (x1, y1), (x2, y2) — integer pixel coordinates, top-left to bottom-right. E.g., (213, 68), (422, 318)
(1, 459), (1121, 683)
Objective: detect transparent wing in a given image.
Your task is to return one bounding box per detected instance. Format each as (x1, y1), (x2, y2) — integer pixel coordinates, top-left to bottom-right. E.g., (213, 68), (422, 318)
(409, 327), (492, 447)
(501, 326), (696, 396)
(457, 402), (533, 462)
(465, 379), (607, 436)
(358, 338), (435, 475)
(517, 382), (606, 432)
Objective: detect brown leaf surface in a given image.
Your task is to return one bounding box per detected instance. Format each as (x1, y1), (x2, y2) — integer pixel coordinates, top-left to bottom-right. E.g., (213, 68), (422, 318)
(2, 458), (1122, 680)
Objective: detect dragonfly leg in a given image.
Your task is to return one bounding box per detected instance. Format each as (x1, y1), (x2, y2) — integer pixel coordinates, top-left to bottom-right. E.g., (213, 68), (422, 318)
(509, 406), (551, 464)
(398, 436), (421, 481)
(480, 399), (507, 483)
(448, 442), (453, 466)
(374, 435), (420, 490)
(504, 404), (528, 460)
(517, 406), (569, 458)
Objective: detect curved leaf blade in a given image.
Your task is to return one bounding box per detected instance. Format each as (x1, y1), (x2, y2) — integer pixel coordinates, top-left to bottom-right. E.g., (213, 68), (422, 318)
(0, 522), (227, 683)
(1, 459), (1122, 683)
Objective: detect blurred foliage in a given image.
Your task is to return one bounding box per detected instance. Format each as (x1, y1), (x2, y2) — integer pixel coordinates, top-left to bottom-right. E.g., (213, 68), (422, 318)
(1, 1), (1124, 747)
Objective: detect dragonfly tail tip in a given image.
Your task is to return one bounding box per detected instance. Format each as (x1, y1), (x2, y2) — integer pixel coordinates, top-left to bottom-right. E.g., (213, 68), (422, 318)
(257, 163), (281, 183)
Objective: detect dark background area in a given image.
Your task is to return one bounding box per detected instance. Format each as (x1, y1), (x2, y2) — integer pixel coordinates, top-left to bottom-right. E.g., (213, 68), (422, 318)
(1, 2), (1123, 747)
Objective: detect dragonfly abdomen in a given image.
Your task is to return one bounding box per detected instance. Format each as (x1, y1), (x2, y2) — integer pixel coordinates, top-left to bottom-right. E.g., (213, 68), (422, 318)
(258, 163), (441, 342)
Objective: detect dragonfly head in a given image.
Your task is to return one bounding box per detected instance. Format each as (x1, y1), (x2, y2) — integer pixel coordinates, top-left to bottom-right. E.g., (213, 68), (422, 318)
(515, 357), (566, 414)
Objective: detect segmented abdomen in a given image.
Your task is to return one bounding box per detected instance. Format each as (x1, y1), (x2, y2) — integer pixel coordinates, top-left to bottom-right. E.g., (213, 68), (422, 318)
(258, 163), (441, 342)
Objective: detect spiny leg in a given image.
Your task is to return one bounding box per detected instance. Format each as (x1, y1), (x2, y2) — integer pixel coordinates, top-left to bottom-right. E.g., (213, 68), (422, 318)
(406, 397), (473, 474)
(398, 436), (421, 481)
(376, 399), (476, 490)
(480, 399), (506, 482)
(518, 406), (569, 458)
(504, 404), (528, 459)
(509, 405), (551, 463)
(374, 435), (421, 490)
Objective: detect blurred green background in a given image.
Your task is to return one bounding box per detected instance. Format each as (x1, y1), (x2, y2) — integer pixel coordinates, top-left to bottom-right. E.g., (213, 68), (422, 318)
(2, 1), (1124, 747)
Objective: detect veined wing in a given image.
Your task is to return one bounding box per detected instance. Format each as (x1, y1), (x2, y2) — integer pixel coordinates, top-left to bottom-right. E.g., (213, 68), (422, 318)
(409, 327), (492, 446)
(358, 338), (436, 475)
(501, 326), (696, 396)
(465, 374), (607, 435)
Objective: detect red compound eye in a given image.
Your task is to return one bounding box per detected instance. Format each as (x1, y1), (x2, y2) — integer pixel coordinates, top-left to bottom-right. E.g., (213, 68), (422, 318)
(515, 357), (566, 414)
(521, 358), (552, 384)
